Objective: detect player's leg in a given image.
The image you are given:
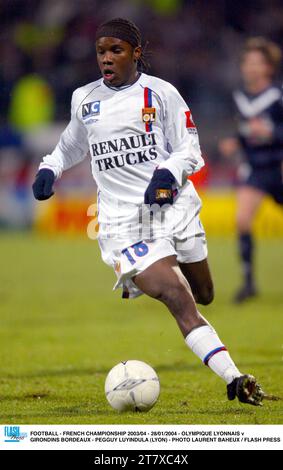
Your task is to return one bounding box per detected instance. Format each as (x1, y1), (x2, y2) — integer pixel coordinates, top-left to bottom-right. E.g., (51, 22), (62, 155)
(179, 258), (214, 305)
(133, 255), (264, 405)
(234, 185), (264, 303)
(134, 254), (208, 335)
(133, 255), (238, 380)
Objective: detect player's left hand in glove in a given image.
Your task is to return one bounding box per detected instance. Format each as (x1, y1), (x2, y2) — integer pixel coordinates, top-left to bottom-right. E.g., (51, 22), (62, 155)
(32, 169), (55, 200)
(144, 168), (176, 207)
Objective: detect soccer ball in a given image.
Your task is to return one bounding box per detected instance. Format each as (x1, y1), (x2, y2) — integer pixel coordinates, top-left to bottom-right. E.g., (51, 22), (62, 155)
(105, 360), (160, 412)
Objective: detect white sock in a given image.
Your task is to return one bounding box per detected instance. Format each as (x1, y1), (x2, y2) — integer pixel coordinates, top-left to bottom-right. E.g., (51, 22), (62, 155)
(185, 325), (241, 384)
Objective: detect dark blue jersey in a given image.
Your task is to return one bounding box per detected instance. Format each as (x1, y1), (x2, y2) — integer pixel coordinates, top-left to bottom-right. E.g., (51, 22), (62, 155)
(233, 85), (283, 168)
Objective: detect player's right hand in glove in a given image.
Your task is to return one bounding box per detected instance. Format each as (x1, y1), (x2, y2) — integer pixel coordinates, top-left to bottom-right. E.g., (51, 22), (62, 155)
(32, 169), (55, 200)
(144, 168), (176, 207)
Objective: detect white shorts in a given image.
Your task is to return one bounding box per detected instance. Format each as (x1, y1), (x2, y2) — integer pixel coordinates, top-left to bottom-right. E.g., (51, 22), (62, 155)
(98, 183), (208, 299)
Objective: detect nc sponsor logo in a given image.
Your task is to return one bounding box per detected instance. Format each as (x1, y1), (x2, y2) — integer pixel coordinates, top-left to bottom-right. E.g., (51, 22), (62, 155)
(82, 101), (101, 119)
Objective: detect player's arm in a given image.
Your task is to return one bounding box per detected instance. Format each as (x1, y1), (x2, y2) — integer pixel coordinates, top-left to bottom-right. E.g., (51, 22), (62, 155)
(32, 90), (89, 200)
(144, 85), (204, 206)
(218, 137), (240, 158)
(270, 97), (283, 146)
(244, 96), (283, 146)
(158, 85), (204, 184)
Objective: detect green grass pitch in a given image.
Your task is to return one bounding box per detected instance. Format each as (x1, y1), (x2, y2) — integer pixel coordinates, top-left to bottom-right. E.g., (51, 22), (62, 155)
(0, 232), (282, 424)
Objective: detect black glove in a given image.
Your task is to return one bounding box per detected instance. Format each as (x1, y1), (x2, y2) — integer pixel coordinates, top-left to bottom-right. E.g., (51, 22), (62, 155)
(144, 168), (176, 206)
(32, 169), (55, 200)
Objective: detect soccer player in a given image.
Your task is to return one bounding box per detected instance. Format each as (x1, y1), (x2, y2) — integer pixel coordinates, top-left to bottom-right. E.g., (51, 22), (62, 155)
(32, 18), (264, 405)
(219, 37), (283, 303)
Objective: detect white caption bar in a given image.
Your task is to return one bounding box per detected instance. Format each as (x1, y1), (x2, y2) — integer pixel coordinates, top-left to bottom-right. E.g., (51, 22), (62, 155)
(2, 424), (283, 450)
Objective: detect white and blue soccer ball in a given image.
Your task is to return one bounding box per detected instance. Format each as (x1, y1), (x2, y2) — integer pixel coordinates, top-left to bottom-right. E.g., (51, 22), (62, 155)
(105, 360), (160, 412)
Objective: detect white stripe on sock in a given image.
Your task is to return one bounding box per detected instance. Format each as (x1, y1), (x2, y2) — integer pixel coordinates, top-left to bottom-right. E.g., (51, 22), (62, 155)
(185, 325), (241, 384)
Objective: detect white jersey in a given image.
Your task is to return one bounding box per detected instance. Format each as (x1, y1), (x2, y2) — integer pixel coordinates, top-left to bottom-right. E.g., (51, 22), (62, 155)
(39, 73), (204, 243)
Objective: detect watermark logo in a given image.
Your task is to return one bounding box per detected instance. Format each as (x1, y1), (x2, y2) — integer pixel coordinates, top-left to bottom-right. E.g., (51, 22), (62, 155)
(86, 199), (202, 253)
(4, 425), (28, 442)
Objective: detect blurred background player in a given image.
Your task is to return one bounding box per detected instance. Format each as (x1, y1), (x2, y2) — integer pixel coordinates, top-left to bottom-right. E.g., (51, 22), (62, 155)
(32, 18), (264, 406)
(219, 37), (283, 303)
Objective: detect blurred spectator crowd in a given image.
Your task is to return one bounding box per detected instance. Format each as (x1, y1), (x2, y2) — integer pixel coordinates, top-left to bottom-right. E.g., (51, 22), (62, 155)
(0, 0), (283, 227)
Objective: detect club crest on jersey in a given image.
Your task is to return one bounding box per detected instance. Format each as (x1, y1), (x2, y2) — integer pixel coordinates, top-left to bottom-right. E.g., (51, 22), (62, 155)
(142, 107), (156, 123)
(82, 101), (101, 119)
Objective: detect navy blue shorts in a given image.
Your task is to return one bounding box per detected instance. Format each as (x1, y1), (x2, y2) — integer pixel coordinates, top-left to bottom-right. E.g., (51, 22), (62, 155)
(238, 164), (283, 205)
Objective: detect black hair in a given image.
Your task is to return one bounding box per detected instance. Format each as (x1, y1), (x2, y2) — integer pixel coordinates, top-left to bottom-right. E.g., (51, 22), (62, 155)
(95, 18), (150, 72)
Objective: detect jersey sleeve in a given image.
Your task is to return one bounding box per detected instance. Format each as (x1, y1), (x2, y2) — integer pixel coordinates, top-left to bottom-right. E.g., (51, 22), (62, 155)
(38, 89), (89, 179)
(158, 84), (205, 186)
